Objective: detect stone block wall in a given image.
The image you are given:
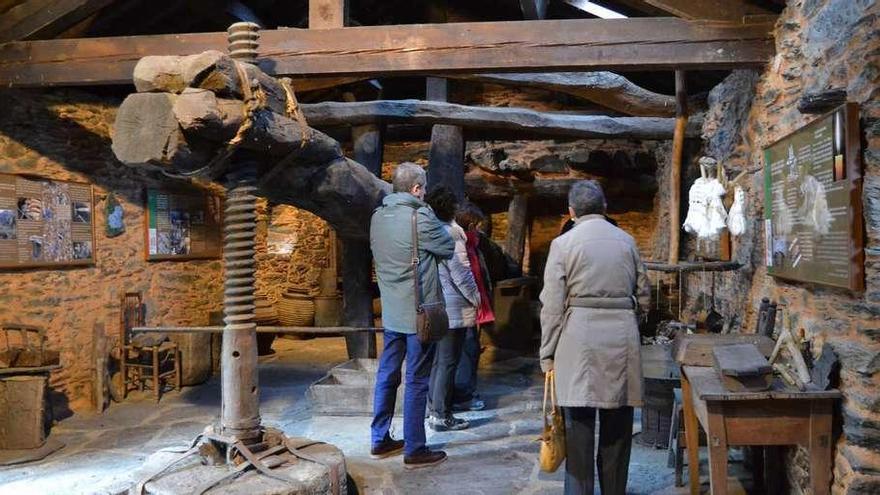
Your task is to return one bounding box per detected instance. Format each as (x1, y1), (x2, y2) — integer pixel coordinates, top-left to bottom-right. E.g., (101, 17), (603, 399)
(254, 201), (334, 300)
(682, 1), (880, 492)
(0, 89), (224, 414)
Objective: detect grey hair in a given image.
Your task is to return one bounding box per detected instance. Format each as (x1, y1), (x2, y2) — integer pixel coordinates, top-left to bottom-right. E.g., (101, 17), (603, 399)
(391, 162), (427, 193)
(568, 180), (606, 217)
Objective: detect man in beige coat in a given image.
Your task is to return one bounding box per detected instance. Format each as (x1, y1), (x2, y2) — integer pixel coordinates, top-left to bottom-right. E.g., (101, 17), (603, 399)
(540, 180), (650, 495)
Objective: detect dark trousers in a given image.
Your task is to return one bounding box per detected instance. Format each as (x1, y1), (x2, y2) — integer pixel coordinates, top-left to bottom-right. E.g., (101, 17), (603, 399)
(371, 330), (436, 456)
(563, 406), (634, 495)
(429, 327), (467, 418)
(453, 326), (481, 403)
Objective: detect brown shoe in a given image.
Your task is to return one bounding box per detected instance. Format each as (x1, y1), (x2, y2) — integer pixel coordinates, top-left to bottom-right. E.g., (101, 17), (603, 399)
(370, 438), (404, 459)
(403, 449), (447, 469)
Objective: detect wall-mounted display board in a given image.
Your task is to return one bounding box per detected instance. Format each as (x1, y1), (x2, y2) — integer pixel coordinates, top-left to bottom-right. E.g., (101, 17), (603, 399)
(763, 103), (864, 291)
(0, 174), (95, 268)
(145, 188), (222, 261)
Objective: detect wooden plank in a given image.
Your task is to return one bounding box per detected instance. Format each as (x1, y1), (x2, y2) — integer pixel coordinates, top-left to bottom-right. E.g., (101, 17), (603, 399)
(683, 366), (842, 401)
(641, 0), (775, 21)
(674, 334), (775, 367)
(0, 17), (776, 87)
(721, 399), (811, 445)
(300, 100), (701, 139)
(809, 400), (833, 495)
(713, 344), (771, 377)
(0, 0), (114, 43)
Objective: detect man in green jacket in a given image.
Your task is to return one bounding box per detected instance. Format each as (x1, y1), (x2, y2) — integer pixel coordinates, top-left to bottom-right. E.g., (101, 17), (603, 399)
(370, 162), (454, 469)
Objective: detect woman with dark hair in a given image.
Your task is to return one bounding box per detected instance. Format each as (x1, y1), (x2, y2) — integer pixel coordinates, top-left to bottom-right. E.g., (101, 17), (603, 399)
(425, 187), (480, 431)
(452, 202), (494, 411)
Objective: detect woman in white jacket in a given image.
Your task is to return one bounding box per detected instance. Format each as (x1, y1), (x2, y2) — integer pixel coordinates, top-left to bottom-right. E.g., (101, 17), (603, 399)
(425, 187), (481, 431)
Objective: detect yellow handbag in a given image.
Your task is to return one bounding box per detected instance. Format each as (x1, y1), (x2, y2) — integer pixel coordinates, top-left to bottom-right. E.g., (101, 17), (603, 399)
(539, 370), (566, 472)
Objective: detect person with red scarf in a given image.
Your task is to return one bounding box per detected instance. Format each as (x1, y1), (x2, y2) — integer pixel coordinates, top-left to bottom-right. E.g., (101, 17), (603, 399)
(453, 203), (495, 411)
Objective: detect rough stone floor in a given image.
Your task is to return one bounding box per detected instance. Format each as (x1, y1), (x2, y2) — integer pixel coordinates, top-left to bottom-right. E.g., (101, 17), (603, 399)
(0, 337), (736, 495)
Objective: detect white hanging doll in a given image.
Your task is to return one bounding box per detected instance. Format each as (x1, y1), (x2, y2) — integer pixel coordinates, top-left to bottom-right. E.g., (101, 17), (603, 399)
(683, 157), (728, 240)
(727, 186), (747, 236)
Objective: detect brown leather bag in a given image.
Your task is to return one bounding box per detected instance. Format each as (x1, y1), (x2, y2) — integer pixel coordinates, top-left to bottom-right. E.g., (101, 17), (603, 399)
(411, 210), (449, 343)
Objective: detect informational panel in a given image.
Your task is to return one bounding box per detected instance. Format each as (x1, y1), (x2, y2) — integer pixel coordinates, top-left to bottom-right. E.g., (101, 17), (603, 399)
(145, 188), (222, 261)
(763, 103), (864, 291)
(0, 174), (95, 268)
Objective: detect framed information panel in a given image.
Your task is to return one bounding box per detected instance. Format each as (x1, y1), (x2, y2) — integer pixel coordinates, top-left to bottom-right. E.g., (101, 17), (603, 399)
(0, 173), (95, 268)
(145, 188), (222, 261)
(763, 103), (864, 291)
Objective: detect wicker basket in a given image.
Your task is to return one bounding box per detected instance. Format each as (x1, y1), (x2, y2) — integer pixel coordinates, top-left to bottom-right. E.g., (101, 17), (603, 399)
(276, 291), (315, 327)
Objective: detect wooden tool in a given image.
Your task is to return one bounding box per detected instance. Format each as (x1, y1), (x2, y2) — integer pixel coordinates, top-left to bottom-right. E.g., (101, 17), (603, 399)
(713, 344), (773, 392)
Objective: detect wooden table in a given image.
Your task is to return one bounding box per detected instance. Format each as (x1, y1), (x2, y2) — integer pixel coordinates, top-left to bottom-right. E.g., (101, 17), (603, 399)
(681, 365), (841, 495)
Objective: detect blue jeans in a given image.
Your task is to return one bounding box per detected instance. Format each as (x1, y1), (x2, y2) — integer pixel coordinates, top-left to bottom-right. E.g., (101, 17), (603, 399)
(453, 326), (481, 404)
(371, 330), (436, 456)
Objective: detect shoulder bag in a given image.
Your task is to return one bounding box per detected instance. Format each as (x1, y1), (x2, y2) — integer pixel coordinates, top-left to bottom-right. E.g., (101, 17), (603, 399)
(411, 210), (449, 343)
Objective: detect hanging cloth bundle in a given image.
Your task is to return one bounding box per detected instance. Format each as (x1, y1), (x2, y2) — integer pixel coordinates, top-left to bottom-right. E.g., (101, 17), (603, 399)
(727, 186), (747, 237)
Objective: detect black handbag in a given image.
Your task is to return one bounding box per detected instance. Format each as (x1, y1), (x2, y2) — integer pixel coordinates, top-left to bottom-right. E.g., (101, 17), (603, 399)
(411, 210), (449, 343)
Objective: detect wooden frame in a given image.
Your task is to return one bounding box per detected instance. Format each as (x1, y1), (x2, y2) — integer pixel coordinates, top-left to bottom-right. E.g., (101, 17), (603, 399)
(763, 102), (864, 292)
(143, 187), (222, 262)
(0, 173), (96, 269)
(0, 18), (776, 87)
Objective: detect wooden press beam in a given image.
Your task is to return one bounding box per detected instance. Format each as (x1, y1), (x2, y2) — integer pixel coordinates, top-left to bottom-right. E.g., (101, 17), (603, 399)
(300, 99), (702, 139)
(0, 17), (775, 87)
(0, 0), (115, 43)
(668, 70), (687, 265)
(426, 77), (466, 200)
(506, 194), (529, 269)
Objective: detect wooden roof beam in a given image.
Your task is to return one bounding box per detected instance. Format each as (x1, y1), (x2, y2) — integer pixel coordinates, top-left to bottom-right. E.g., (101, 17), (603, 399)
(0, 17), (775, 88)
(0, 0), (115, 43)
(640, 0), (776, 22)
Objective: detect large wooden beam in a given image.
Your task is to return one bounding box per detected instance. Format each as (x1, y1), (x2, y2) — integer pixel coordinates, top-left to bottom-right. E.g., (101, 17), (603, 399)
(0, 0), (114, 43)
(300, 99), (702, 139)
(0, 17), (775, 87)
(641, 0), (775, 21)
(505, 194), (529, 269)
(455, 72), (685, 117)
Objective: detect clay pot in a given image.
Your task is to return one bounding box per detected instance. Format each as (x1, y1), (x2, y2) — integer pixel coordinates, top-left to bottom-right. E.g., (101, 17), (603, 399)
(276, 291), (315, 327)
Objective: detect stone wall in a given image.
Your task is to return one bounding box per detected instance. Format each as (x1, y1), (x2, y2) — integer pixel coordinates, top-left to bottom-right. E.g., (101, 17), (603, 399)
(255, 202), (334, 300)
(0, 89), (224, 413)
(685, 1), (880, 492)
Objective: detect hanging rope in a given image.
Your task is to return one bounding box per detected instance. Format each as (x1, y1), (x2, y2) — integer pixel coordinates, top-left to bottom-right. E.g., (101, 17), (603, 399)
(279, 77), (311, 148)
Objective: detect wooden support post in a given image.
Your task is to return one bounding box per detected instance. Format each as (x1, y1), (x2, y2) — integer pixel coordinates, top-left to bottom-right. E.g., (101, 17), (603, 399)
(309, 0), (347, 29)
(506, 194), (529, 270)
(668, 70), (688, 266)
(426, 78), (465, 200)
(352, 124), (384, 177)
(681, 373), (701, 495)
(341, 239), (377, 359)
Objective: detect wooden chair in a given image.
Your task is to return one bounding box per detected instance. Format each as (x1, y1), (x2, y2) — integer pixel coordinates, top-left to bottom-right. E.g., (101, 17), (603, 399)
(118, 292), (180, 402)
